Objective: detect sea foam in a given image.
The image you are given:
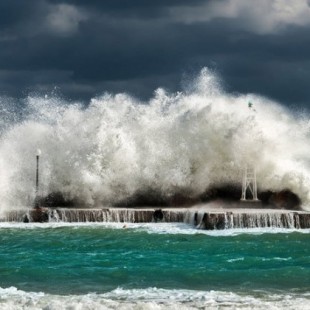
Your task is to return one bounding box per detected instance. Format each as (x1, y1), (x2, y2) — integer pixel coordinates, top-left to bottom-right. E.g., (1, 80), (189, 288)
(0, 286), (309, 310)
(1, 68), (310, 211)
(0, 221), (309, 236)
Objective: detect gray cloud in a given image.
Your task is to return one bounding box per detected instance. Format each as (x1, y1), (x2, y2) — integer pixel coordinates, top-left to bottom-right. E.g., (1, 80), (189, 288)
(170, 0), (310, 34)
(0, 0), (309, 107)
(45, 4), (88, 36)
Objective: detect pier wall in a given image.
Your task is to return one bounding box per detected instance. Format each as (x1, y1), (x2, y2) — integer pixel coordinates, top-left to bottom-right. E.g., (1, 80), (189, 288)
(1, 208), (310, 229)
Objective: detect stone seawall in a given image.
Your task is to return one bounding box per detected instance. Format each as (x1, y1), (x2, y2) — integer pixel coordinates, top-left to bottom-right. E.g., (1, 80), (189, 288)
(1, 208), (310, 229)
(187, 211), (310, 229)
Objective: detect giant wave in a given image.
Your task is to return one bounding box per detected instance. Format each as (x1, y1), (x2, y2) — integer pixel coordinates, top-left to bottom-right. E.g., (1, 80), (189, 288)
(0, 68), (310, 211)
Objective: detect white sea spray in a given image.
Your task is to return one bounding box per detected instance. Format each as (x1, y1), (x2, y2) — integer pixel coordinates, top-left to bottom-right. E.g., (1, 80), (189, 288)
(0, 68), (310, 211)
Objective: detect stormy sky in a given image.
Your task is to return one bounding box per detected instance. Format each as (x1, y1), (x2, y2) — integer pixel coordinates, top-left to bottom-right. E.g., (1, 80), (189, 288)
(0, 0), (310, 107)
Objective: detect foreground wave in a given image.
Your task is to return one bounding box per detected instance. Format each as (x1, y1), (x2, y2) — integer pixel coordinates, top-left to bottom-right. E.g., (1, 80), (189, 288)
(0, 286), (309, 310)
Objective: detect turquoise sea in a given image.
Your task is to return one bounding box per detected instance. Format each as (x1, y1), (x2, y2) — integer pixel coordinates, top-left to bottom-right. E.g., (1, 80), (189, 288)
(0, 222), (309, 309)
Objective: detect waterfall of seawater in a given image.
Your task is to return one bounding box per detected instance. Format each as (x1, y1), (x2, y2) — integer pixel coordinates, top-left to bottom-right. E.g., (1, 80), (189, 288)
(184, 210), (310, 229)
(0, 208), (309, 229)
(47, 208), (184, 223)
(1, 208), (184, 224)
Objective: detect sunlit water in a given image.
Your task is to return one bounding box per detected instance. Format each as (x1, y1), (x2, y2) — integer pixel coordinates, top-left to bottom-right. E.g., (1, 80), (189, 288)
(0, 223), (309, 309)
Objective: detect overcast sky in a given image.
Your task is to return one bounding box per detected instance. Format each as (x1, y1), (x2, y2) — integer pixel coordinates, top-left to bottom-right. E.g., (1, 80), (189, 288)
(1, 0), (310, 107)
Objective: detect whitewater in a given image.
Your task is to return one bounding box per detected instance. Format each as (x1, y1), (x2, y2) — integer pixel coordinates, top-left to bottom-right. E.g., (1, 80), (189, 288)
(1, 68), (310, 211)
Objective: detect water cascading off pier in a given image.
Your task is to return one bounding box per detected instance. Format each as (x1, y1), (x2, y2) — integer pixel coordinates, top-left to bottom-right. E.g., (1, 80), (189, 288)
(1, 208), (309, 229)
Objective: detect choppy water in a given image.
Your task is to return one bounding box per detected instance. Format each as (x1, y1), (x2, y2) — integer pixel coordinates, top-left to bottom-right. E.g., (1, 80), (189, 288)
(0, 223), (309, 309)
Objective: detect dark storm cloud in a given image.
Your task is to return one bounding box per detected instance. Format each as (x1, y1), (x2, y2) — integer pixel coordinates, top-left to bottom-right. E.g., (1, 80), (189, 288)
(0, 1), (41, 27)
(0, 0), (310, 107)
(48, 0), (209, 18)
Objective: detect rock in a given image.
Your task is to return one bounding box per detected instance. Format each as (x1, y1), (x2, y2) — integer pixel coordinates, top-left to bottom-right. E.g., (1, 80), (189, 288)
(40, 192), (75, 208)
(202, 213), (226, 230)
(153, 209), (164, 222)
(30, 208), (49, 223)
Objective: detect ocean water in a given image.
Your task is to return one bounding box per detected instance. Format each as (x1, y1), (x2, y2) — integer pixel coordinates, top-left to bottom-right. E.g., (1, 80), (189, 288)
(0, 222), (309, 309)
(1, 68), (310, 309)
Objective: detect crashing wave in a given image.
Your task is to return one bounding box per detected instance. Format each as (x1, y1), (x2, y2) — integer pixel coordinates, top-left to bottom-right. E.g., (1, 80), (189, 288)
(1, 68), (310, 211)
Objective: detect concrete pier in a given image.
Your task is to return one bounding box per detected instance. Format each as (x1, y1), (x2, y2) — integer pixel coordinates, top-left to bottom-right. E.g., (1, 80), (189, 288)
(0, 207), (310, 229)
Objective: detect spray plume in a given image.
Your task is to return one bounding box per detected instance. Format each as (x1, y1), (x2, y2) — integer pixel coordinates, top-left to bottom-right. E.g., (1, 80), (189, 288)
(0, 68), (309, 210)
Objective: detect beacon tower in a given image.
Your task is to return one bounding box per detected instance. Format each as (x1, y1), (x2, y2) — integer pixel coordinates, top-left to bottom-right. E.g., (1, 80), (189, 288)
(241, 166), (258, 201)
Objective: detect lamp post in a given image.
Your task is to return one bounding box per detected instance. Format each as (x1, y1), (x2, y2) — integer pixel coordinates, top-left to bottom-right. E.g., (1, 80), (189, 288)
(35, 149), (41, 208)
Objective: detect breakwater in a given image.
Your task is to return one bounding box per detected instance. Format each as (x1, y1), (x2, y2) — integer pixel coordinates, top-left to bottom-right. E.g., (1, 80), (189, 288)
(1, 208), (310, 229)
(187, 211), (310, 229)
